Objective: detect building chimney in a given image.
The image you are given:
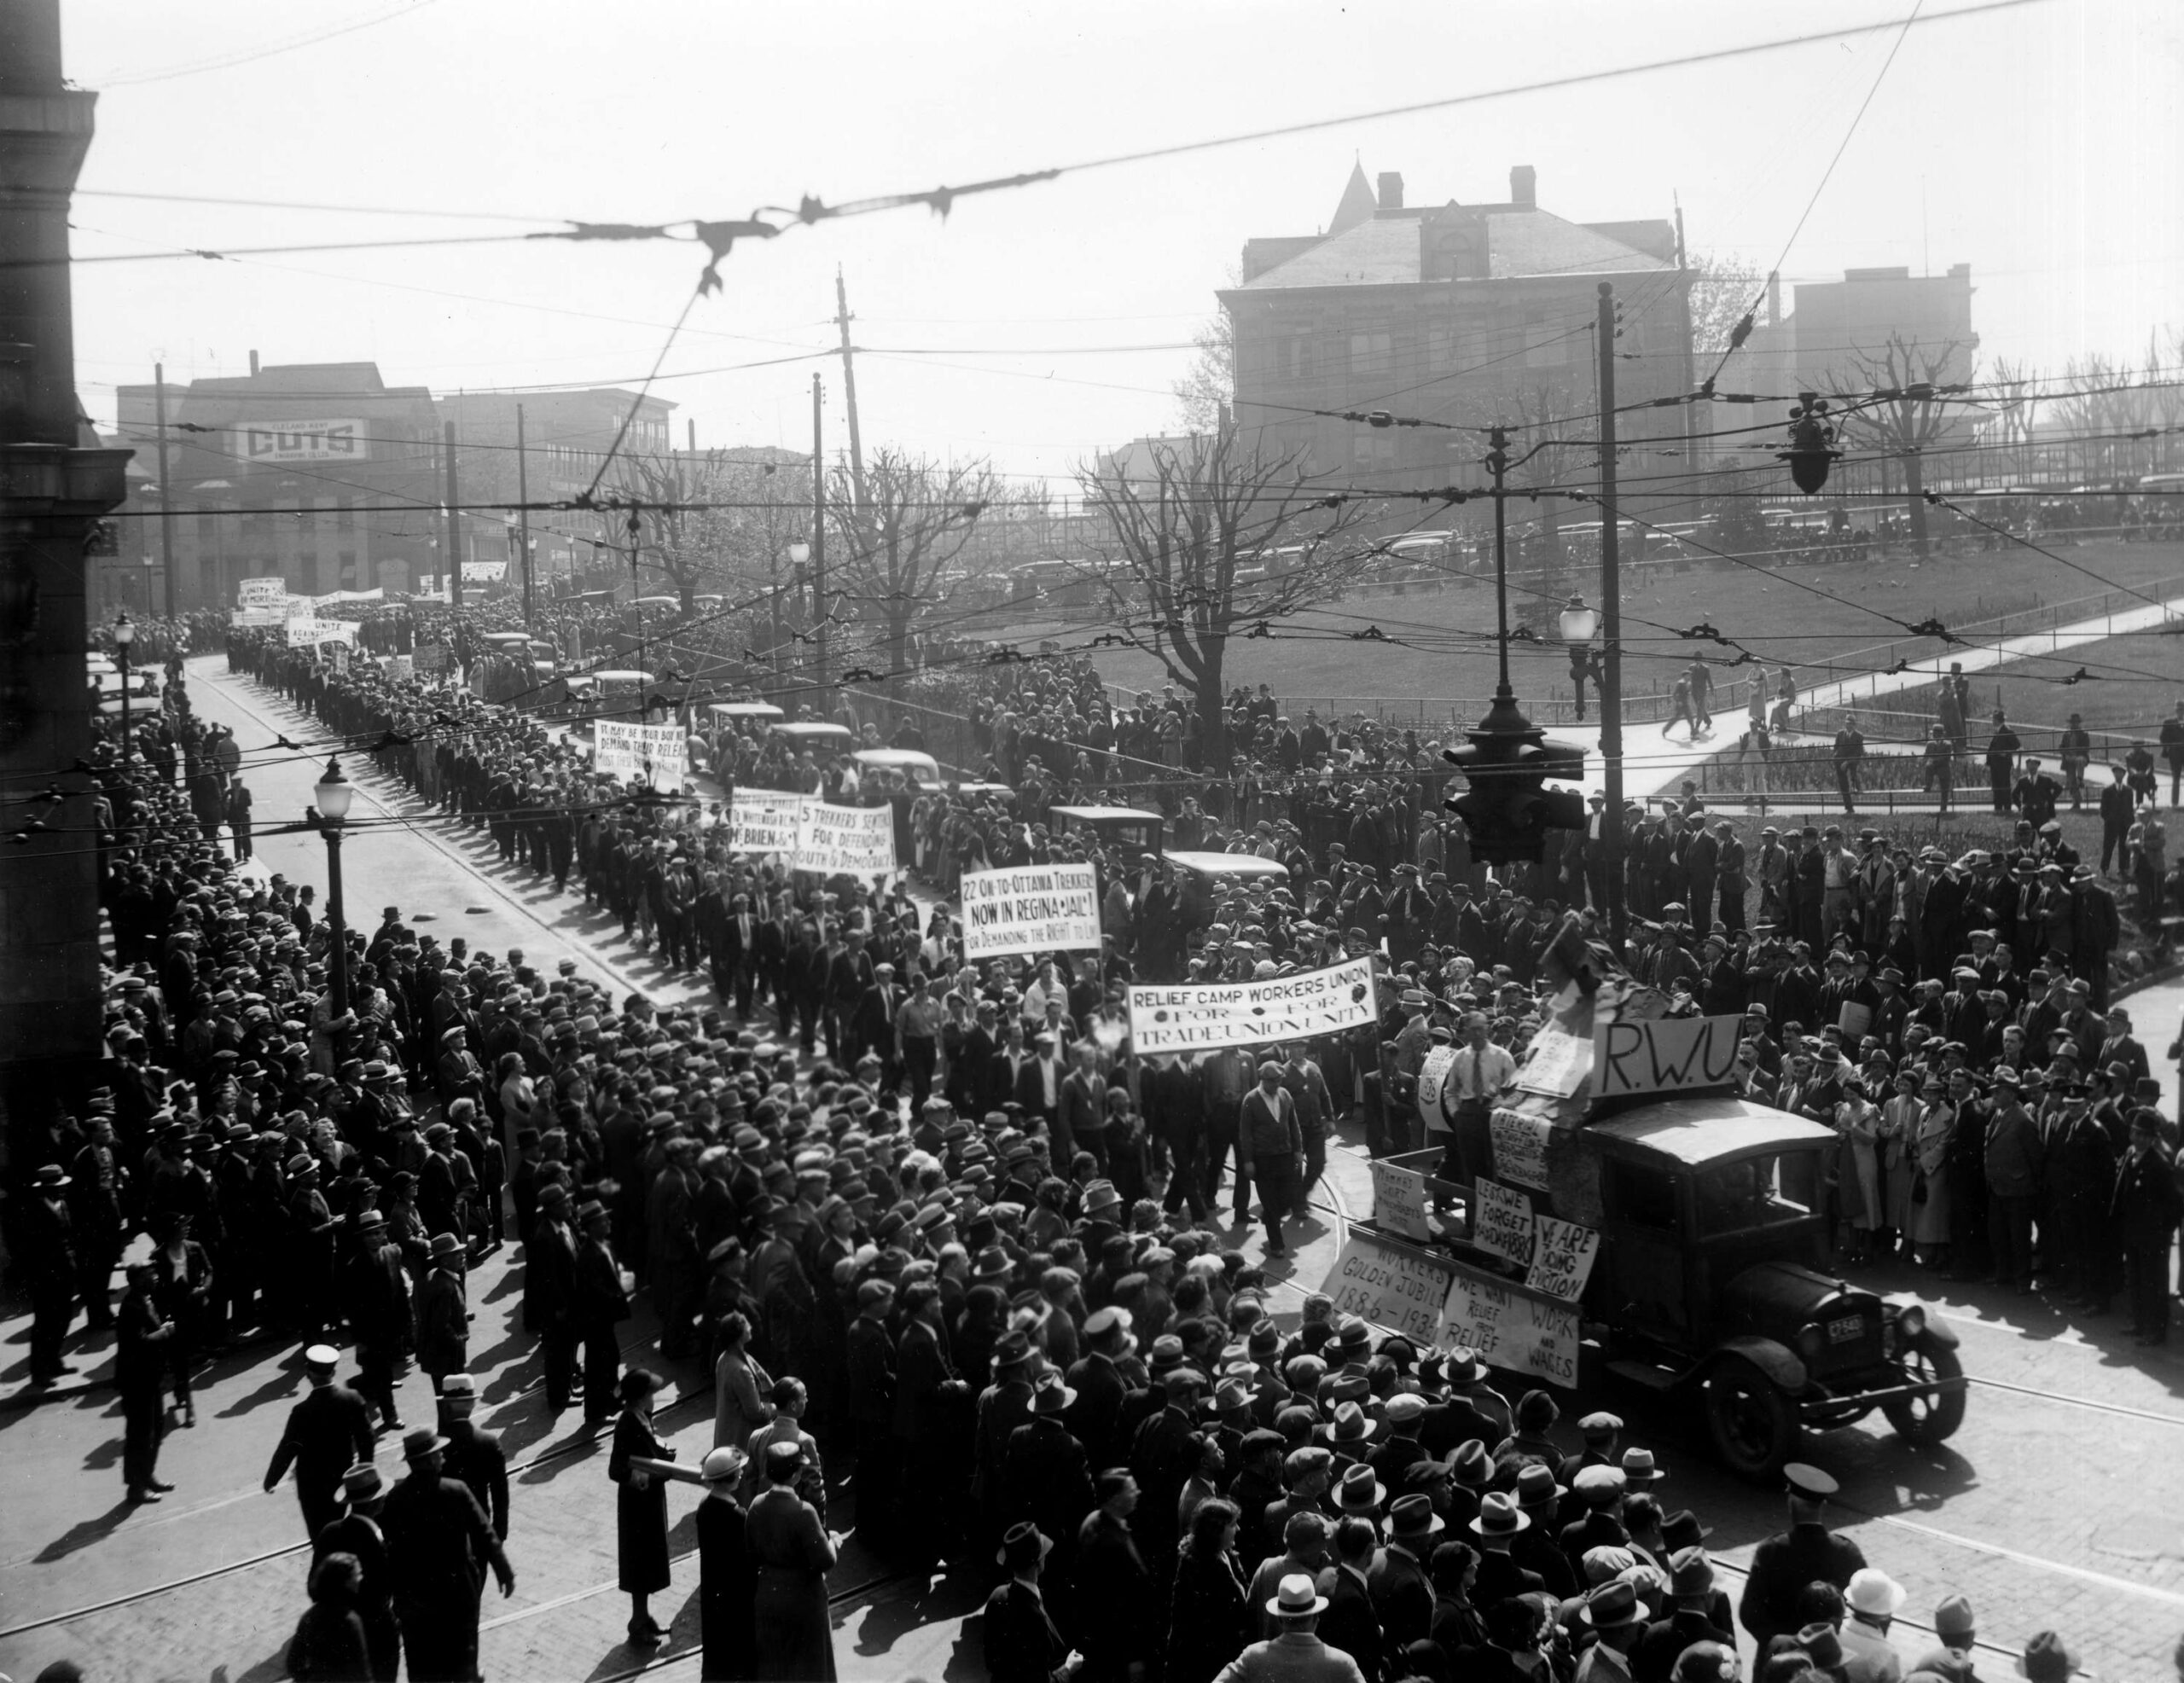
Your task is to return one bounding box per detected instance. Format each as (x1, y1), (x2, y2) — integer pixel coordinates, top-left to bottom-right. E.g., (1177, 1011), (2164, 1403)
(1378, 171), (1404, 212)
(1509, 165), (1536, 208)
(248, 349), (259, 375)
(1766, 270), (1780, 327)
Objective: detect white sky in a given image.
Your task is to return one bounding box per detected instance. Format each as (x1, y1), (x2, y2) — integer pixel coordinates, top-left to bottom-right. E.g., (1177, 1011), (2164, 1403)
(62, 0), (2184, 490)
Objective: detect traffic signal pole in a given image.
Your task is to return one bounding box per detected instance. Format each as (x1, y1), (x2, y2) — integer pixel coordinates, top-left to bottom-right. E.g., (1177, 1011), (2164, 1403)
(1596, 282), (1628, 955)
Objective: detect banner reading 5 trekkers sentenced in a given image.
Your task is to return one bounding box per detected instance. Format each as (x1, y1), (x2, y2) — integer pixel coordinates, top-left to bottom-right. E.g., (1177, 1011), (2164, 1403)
(959, 863), (1102, 960)
(1128, 958), (1379, 1054)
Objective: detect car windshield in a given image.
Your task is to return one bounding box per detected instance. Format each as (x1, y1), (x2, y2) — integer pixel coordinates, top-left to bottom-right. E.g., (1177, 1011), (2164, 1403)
(1693, 1151), (1818, 1238)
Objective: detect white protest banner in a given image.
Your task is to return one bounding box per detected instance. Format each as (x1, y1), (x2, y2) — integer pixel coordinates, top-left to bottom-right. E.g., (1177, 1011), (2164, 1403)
(1370, 1159), (1432, 1241)
(1489, 1109), (1554, 1191)
(1320, 1232), (1457, 1349)
(1837, 1001), (1873, 1040)
(386, 654), (414, 682)
(960, 863), (1101, 960)
(286, 617), (325, 647)
(314, 620), (358, 647)
(1417, 1045), (1456, 1135)
(237, 577), (288, 610)
(229, 607), (283, 628)
(1525, 1216), (1601, 1303)
(1128, 957), (1378, 1056)
(1443, 1264), (1582, 1388)
(795, 802), (897, 878)
(1592, 1013), (1745, 1100)
(1473, 1178), (1536, 1268)
(595, 721), (688, 785)
(729, 788), (812, 856)
(462, 560), (506, 582)
(412, 644), (450, 676)
(1517, 1025), (1590, 1097)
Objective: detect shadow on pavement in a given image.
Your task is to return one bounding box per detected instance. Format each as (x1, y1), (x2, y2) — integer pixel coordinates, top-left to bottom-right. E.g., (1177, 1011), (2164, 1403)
(218, 1363), (304, 1421)
(231, 1639), (294, 1683)
(34, 1495), (136, 1563)
(847, 1570), (984, 1658)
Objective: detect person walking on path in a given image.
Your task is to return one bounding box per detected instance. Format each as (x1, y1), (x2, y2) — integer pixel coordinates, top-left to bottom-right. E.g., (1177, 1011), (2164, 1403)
(381, 1425), (515, 1683)
(609, 1367), (677, 1648)
(748, 1439), (841, 1681)
(116, 1239), (175, 1505)
(265, 1343), (378, 1542)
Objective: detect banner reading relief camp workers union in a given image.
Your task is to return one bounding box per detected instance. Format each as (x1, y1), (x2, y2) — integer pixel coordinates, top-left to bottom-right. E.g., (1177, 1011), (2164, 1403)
(1128, 957), (1378, 1055)
(794, 802), (897, 877)
(594, 720), (688, 785)
(729, 788), (812, 856)
(959, 863), (1102, 960)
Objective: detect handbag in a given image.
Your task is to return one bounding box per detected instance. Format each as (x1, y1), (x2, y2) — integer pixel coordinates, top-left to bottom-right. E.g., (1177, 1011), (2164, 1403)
(1911, 1171), (1928, 1206)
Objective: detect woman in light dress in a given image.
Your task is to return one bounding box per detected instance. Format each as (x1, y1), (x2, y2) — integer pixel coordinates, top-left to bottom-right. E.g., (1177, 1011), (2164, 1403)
(1911, 1075), (1956, 1268)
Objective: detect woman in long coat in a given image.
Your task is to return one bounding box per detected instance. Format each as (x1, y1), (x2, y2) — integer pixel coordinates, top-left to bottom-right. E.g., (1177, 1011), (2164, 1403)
(1165, 1498), (1248, 1683)
(1879, 1069), (1923, 1256)
(747, 1439), (839, 1681)
(608, 1368), (674, 1648)
(1912, 1077), (1956, 1266)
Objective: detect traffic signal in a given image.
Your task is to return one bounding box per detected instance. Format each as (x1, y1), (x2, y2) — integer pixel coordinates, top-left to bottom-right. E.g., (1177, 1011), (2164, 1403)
(1442, 694), (1589, 864)
(1779, 392), (1839, 495)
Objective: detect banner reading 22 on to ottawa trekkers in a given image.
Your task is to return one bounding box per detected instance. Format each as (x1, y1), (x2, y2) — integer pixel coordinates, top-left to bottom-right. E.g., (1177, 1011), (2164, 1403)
(959, 863), (1102, 960)
(1127, 957), (1379, 1055)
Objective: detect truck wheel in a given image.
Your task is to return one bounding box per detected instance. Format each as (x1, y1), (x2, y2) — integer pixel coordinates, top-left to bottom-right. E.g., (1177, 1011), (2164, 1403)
(1705, 1357), (1798, 1480)
(1882, 1341), (1966, 1444)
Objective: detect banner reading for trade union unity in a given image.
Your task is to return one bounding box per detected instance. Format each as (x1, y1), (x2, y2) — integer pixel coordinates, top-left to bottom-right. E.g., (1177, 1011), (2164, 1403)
(1127, 957), (1379, 1055)
(959, 863), (1102, 960)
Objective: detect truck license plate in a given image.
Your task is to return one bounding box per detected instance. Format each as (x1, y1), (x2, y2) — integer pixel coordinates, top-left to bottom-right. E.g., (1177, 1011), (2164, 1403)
(1827, 1315), (1863, 1343)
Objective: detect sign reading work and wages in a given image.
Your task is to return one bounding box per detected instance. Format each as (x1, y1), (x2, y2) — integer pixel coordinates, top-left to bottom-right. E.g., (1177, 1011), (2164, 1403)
(960, 863), (1102, 960)
(794, 802), (897, 878)
(1369, 1159), (1432, 1242)
(1592, 1013), (1745, 1100)
(1525, 1215), (1601, 1303)
(233, 417), (366, 463)
(594, 721), (688, 786)
(411, 644), (450, 676)
(1443, 1264), (1582, 1389)
(728, 788), (812, 856)
(1320, 1232), (1457, 1349)
(237, 577), (288, 610)
(1417, 1045), (1457, 1135)
(1489, 1108), (1555, 1191)
(1128, 957), (1378, 1056)
(1472, 1178), (1537, 1268)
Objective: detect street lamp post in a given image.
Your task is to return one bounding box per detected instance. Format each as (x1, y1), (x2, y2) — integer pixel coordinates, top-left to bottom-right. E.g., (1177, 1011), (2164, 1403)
(786, 540), (810, 688)
(112, 609), (135, 758)
(312, 756), (353, 1020)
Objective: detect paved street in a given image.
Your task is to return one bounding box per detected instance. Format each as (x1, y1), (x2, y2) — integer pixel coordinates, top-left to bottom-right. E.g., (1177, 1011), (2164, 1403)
(3, 658), (2183, 1681)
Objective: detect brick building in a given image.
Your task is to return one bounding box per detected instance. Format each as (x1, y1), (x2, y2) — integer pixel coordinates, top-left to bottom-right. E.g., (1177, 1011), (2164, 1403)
(1223, 163), (1695, 491)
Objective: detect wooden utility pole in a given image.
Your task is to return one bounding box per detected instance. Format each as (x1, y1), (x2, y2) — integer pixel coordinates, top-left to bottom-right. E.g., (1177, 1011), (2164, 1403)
(515, 403), (533, 625)
(811, 373), (829, 704)
(442, 420), (459, 604)
(1596, 282), (1627, 955)
(154, 362), (176, 615)
(834, 267), (869, 512)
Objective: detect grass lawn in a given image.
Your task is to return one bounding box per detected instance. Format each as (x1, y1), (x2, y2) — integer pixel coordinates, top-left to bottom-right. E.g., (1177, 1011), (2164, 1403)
(969, 539), (2184, 730)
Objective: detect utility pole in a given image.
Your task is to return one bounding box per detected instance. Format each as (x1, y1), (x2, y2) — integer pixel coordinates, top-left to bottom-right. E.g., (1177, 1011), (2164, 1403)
(1595, 282), (1628, 955)
(811, 372), (829, 708)
(834, 267), (869, 513)
(154, 362), (177, 615)
(515, 404), (534, 626)
(442, 421), (459, 606)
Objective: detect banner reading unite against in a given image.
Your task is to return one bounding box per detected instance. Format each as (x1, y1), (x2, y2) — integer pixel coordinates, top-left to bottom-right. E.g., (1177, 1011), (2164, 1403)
(728, 789), (813, 856)
(959, 863), (1102, 960)
(593, 721), (688, 786)
(794, 802), (897, 878)
(1128, 957), (1378, 1055)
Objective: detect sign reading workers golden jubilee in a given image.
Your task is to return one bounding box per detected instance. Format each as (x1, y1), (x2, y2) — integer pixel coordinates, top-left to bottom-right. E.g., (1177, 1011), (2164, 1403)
(1127, 957), (1379, 1054)
(231, 418), (368, 463)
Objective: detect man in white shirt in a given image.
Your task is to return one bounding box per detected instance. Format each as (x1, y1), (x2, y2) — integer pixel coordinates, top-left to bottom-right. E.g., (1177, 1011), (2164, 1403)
(1444, 1013), (1515, 1185)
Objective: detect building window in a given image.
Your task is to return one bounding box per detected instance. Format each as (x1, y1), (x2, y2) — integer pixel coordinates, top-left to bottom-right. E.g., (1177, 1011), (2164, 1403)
(1525, 323), (1569, 369)
(1351, 433), (1397, 472)
(1350, 331), (1391, 378)
(1428, 325), (1459, 372)
(339, 549), (358, 588)
(337, 497), (355, 530)
(1287, 335), (1311, 381)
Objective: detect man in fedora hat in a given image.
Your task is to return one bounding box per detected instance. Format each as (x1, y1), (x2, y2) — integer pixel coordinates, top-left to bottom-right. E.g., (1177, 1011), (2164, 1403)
(1003, 1372), (1094, 1599)
(1318, 1515), (1386, 1682)
(435, 1373), (508, 1543)
(381, 1425), (515, 1683)
(985, 1522), (1072, 1683)
(1072, 1468), (1157, 1680)
(414, 1233), (470, 1396)
(115, 1237), (174, 1505)
(264, 1343), (376, 1541)
(1225, 1572), (1367, 1683)
(347, 1207), (412, 1434)
(1634, 1546), (1732, 1683)
(313, 1463), (402, 1682)
(1576, 1579), (1647, 1681)
(1470, 1492), (1545, 1608)
(974, 1328), (1041, 1550)
(574, 1198), (632, 1425)
(1739, 1462), (1866, 1652)
(1370, 1494), (1441, 1650)
(23, 1162), (78, 1384)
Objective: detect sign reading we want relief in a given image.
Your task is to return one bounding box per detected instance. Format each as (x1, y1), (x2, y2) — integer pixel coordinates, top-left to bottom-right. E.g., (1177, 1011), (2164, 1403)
(1127, 957), (1377, 1055)
(959, 864), (1101, 960)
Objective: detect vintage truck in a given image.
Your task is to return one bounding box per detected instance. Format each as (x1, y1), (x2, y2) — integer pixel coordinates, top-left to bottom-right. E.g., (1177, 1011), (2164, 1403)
(1343, 1006), (1966, 1479)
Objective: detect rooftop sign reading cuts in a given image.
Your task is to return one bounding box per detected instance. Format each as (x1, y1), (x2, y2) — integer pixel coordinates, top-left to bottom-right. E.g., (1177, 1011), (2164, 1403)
(960, 864), (1102, 959)
(1128, 957), (1377, 1054)
(233, 418), (367, 463)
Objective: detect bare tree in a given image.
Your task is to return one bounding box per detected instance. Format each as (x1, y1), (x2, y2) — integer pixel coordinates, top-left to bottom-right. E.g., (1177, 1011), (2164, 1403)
(1073, 421), (1369, 766)
(1173, 305), (1236, 435)
(1985, 357), (2038, 481)
(618, 451), (735, 616)
(826, 447), (1003, 676)
(1840, 334), (1968, 558)
(1686, 252), (1766, 358)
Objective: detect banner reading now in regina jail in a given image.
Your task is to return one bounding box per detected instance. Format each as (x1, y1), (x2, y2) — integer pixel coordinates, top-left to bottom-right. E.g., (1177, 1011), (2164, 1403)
(1127, 957), (1378, 1055)
(959, 864), (1102, 960)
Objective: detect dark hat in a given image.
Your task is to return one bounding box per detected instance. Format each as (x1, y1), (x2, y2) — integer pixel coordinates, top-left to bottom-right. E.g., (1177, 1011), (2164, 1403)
(1784, 1461), (1838, 1500)
(401, 1428), (450, 1462)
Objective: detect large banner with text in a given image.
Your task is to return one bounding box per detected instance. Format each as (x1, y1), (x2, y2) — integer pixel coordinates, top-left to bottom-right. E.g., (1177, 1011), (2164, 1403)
(960, 864), (1102, 960)
(1127, 957), (1378, 1055)
(594, 721), (688, 786)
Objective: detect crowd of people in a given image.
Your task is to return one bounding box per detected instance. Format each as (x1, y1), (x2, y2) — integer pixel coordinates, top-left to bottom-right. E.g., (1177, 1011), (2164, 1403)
(4, 613), (2180, 1683)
